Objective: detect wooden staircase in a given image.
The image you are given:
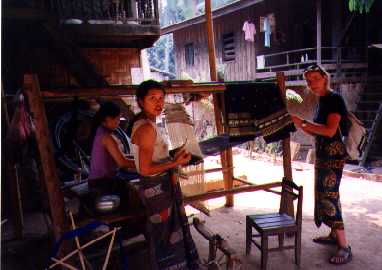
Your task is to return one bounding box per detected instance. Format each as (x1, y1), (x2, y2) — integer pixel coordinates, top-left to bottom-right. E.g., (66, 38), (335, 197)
(355, 82), (382, 165)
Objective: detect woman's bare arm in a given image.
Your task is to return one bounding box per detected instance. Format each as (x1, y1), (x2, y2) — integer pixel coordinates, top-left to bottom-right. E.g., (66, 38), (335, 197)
(292, 113), (341, 138)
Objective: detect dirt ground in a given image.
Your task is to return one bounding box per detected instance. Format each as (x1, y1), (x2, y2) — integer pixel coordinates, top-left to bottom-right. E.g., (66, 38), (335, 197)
(2, 149), (382, 269)
(188, 150), (382, 269)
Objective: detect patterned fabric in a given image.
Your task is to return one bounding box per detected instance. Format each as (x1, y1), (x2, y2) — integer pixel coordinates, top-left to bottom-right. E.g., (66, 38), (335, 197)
(224, 82), (296, 143)
(138, 172), (200, 270)
(314, 164), (345, 230)
(313, 91), (347, 231)
(254, 108), (295, 142)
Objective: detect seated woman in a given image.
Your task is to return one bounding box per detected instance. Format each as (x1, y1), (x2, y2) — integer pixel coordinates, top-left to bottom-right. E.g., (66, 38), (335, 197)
(88, 102), (136, 202)
(128, 80), (200, 270)
(89, 101), (135, 180)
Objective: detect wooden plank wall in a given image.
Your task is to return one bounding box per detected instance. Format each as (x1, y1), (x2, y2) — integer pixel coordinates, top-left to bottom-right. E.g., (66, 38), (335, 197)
(172, 0), (321, 81)
(32, 48), (141, 88)
(174, 6), (265, 82)
(172, 0), (370, 82)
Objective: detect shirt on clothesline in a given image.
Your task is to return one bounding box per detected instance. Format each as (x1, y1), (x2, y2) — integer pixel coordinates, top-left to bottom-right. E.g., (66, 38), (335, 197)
(242, 21), (256, 42)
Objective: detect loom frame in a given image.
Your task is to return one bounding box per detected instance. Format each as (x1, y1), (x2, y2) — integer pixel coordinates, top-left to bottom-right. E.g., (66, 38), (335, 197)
(19, 73), (294, 242)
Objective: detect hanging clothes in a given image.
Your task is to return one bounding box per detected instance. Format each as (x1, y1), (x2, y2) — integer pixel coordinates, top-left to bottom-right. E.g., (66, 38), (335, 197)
(256, 55), (265, 69)
(224, 82), (296, 143)
(263, 17), (271, 47)
(242, 21), (256, 42)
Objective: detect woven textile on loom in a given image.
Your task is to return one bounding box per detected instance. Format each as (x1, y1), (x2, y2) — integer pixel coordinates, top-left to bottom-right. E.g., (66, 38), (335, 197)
(224, 82), (296, 143)
(164, 103), (206, 197)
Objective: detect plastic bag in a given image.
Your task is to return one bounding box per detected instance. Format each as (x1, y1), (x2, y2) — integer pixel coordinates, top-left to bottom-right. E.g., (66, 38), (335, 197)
(5, 91), (35, 163)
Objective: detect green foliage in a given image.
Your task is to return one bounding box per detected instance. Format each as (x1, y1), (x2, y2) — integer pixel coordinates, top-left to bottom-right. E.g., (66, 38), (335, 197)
(147, 35), (175, 74)
(348, 0), (375, 13)
(286, 89), (303, 103)
(148, 0), (243, 75)
(250, 138), (283, 156)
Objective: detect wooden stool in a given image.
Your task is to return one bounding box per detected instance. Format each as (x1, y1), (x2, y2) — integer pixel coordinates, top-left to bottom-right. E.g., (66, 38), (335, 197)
(245, 180), (303, 269)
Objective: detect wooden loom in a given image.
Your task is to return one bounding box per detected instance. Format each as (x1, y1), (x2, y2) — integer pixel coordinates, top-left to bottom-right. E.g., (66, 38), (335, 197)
(21, 72), (294, 242)
(164, 103), (207, 199)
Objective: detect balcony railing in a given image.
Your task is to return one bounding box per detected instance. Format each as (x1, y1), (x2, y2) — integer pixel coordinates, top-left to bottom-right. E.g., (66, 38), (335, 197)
(256, 46), (367, 72)
(255, 47), (368, 83)
(48, 0), (159, 25)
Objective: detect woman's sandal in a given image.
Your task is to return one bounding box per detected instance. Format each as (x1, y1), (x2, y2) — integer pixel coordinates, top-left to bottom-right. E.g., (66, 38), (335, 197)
(312, 234), (337, 245)
(329, 246), (352, 265)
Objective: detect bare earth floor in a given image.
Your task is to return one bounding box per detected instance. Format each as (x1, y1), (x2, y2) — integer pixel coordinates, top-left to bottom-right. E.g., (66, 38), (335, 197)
(2, 151), (382, 269)
(189, 152), (382, 270)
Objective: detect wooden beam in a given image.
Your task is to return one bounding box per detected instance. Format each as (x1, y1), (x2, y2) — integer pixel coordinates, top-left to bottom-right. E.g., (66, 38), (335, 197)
(316, 0), (322, 64)
(23, 74), (66, 240)
(276, 72), (294, 217)
(336, 14), (356, 47)
(184, 182), (281, 203)
(233, 177), (282, 196)
(41, 22), (109, 88)
(2, 8), (51, 21)
(41, 83), (225, 98)
(6, 164), (24, 239)
(193, 218), (239, 269)
(205, 0), (217, 83)
(205, 0), (234, 207)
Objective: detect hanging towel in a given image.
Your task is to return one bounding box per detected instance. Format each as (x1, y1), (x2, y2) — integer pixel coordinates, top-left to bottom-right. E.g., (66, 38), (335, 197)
(256, 55), (265, 69)
(263, 17), (271, 47)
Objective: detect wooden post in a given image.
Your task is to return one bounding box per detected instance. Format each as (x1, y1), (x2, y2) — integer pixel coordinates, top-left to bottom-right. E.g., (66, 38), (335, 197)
(153, 0), (159, 24)
(316, 0), (322, 64)
(276, 72), (294, 217)
(6, 164), (24, 239)
(205, 0), (234, 207)
(130, 0), (138, 19)
(23, 74), (66, 240)
(2, 87), (24, 239)
(205, 0), (217, 82)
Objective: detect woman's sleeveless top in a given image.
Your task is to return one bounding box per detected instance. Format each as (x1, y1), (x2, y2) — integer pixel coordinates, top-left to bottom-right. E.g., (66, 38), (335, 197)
(89, 126), (118, 180)
(130, 119), (170, 174)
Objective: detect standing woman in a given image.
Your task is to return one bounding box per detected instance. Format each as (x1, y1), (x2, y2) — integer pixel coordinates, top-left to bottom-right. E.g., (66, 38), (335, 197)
(291, 64), (352, 265)
(128, 80), (200, 270)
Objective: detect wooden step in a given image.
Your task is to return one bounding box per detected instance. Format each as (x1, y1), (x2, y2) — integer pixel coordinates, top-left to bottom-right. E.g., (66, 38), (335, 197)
(369, 155), (382, 161)
(355, 111), (377, 121)
(364, 86), (382, 93)
(360, 93), (382, 101)
(357, 101), (381, 111)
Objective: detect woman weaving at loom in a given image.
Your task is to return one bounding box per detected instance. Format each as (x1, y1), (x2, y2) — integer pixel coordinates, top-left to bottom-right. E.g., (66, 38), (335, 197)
(127, 80), (200, 270)
(89, 101), (136, 180)
(88, 102), (136, 204)
(291, 64), (352, 265)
